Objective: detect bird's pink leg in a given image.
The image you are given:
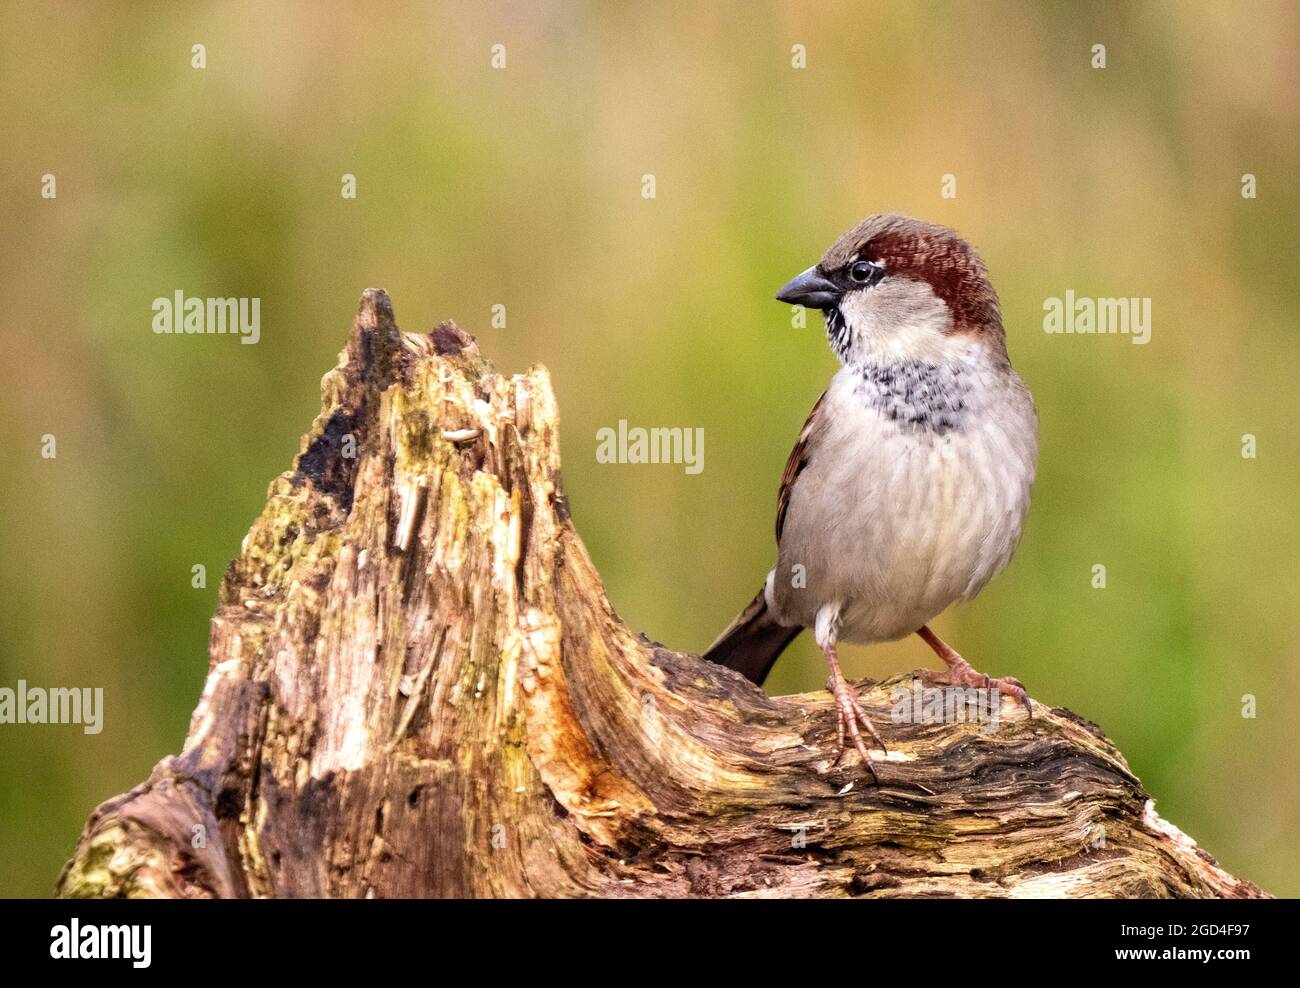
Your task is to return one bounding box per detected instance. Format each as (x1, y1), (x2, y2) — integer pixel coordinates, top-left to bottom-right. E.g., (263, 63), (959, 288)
(820, 640), (886, 783)
(916, 624), (1032, 718)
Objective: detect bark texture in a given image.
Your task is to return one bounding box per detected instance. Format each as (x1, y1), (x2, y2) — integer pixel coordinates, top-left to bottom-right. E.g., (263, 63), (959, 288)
(57, 289), (1267, 899)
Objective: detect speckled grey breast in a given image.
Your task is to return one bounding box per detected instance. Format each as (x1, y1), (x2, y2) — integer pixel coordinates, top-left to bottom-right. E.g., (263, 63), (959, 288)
(852, 360), (972, 436)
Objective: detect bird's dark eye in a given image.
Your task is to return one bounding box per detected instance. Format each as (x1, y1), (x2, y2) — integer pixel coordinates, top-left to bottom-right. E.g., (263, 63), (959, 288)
(849, 260), (877, 284)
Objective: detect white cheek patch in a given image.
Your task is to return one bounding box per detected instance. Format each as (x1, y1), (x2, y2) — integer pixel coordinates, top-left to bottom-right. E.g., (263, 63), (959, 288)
(838, 278), (956, 365)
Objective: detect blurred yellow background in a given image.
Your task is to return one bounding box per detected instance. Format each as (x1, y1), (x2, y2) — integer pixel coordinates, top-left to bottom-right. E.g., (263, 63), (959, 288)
(1, 1), (1296, 897)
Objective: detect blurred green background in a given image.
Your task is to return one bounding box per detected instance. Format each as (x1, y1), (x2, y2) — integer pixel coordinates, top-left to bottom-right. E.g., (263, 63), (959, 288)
(1, 1), (1296, 897)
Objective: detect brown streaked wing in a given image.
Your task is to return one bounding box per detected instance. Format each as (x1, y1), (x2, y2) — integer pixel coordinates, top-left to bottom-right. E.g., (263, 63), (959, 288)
(775, 390), (826, 542)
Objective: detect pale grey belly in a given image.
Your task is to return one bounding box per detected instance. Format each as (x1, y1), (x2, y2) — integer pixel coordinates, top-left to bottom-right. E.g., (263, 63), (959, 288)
(769, 397), (1034, 642)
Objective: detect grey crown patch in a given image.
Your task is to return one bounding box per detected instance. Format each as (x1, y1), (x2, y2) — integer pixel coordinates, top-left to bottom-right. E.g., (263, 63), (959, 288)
(853, 361), (971, 435)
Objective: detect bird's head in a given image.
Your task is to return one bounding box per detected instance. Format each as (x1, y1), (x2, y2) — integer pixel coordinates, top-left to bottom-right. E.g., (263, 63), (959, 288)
(776, 213), (1006, 366)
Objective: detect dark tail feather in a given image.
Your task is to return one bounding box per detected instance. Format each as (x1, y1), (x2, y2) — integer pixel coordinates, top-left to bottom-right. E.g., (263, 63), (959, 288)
(702, 588), (802, 686)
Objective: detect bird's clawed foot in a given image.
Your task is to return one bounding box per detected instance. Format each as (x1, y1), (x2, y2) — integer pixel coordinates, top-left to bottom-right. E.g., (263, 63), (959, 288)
(826, 668), (886, 783)
(931, 660), (1032, 718)
(917, 625), (1032, 718)
(920, 624), (1029, 717)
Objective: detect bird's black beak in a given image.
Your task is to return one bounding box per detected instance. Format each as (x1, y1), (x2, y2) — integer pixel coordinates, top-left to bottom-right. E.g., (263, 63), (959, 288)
(775, 267), (840, 310)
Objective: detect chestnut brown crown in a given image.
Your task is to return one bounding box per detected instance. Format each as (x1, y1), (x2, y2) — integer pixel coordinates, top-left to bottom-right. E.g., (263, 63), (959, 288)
(820, 213), (1004, 339)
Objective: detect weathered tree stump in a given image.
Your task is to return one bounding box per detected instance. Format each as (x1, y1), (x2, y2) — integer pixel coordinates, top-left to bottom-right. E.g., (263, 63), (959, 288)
(57, 290), (1266, 899)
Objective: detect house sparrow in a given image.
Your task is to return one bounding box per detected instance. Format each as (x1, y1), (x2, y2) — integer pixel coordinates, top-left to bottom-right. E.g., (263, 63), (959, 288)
(704, 213), (1037, 780)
